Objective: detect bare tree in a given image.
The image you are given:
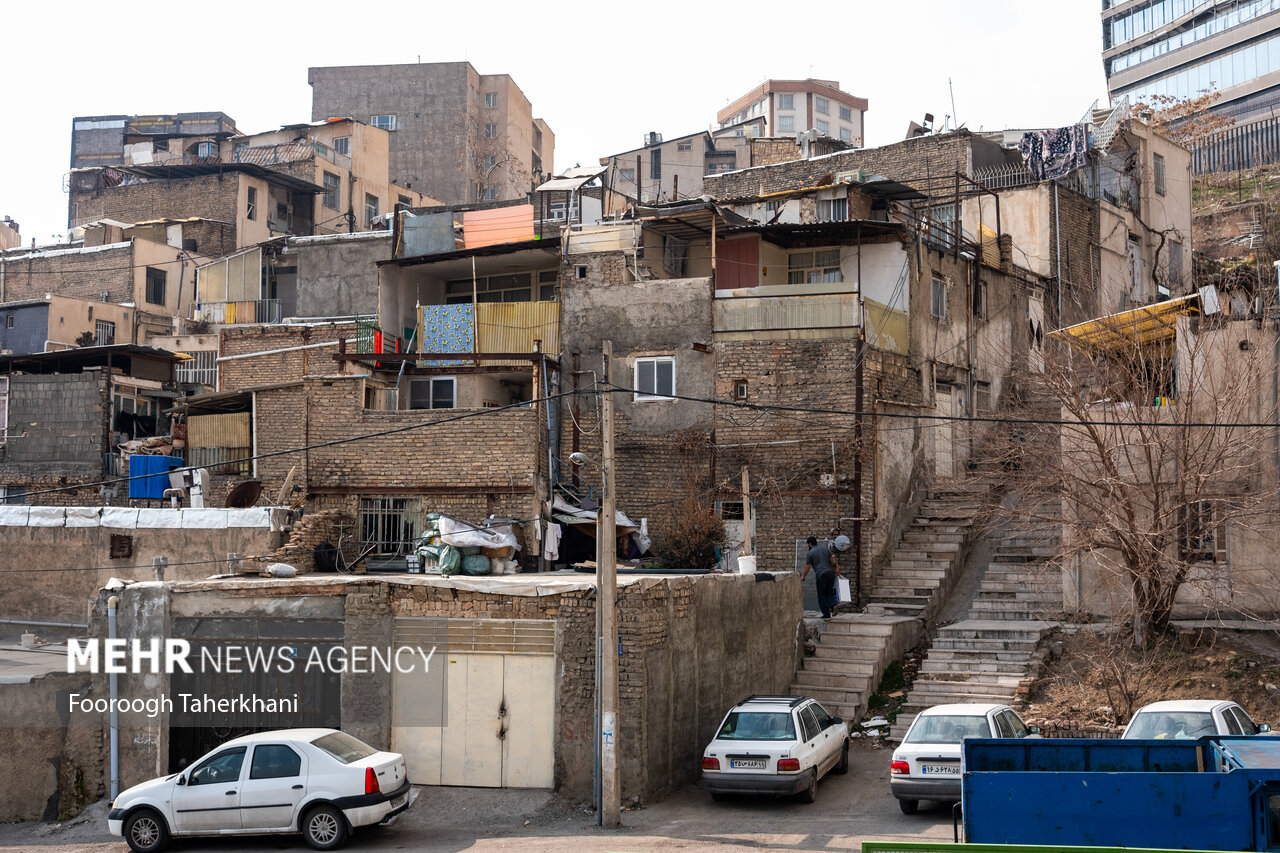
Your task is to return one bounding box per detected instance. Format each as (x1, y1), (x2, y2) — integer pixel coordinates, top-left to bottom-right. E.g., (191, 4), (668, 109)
(460, 110), (530, 203)
(989, 308), (1279, 647)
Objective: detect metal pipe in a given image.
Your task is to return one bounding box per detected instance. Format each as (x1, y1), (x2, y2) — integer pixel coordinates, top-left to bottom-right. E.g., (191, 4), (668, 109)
(108, 595), (120, 800)
(216, 338), (352, 362)
(0, 618), (89, 629)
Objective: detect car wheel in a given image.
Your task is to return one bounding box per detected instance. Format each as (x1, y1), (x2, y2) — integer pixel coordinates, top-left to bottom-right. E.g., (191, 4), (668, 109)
(898, 798), (919, 815)
(302, 804), (349, 851)
(123, 808), (169, 853)
(797, 769), (818, 803)
(834, 742), (850, 774)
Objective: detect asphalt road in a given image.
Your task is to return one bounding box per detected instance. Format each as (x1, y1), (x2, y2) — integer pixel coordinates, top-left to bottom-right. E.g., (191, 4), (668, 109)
(0, 739), (958, 852)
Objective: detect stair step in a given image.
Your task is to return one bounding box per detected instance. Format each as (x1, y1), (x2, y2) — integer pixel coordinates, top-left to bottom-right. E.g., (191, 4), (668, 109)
(919, 659), (1031, 675)
(801, 658), (878, 676)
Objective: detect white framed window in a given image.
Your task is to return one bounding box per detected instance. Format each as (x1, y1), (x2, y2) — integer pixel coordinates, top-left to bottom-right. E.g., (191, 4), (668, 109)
(839, 128), (852, 143)
(365, 193), (379, 227)
(634, 356), (675, 401)
(408, 377), (456, 410)
(930, 203), (957, 247)
(839, 105), (853, 121)
(973, 280), (988, 319)
(196, 141), (216, 158)
(778, 115), (795, 132)
(815, 97), (830, 115)
(1154, 153), (1166, 196)
(931, 276), (948, 319)
(484, 92), (498, 108)
(677, 140), (693, 151)
(777, 93), (794, 110)
(370, 114), (396, 131)
(1, 486), (25, 505)
(817, 196), (848, 222)
(246, 186), (257, 221)
(787, 249), (842, 284)
(333, 136), (350, 156)
(95, 320), (116, 346)
(483, 123), (498, 139)
(816, 120), (830, 135)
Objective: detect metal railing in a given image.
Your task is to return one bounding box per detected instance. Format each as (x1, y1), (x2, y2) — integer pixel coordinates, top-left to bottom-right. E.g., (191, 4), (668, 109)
(176, 351), (218, 386)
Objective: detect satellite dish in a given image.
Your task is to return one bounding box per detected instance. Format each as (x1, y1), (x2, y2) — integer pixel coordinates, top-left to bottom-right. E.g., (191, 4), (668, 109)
(225, 479), (263, 509)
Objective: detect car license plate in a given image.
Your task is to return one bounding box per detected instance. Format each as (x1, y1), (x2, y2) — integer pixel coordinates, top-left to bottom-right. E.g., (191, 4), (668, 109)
(391, 795), (407, 808)
(730, 759), (766, 769)
(921, 763), (960, 775)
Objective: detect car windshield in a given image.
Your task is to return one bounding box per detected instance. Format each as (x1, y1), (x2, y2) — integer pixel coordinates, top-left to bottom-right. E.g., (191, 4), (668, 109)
(311, 731), (377, 763)
(717, 711), (796, 741)
(905, 714), (991, 744)
(1126, 711), (1217, 739)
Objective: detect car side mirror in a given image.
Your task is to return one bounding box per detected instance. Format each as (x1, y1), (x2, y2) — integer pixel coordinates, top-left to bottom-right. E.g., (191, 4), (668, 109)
(830, 717), (844, 727)
(1260, 723), (1272, 733)
(177, 773), (187, 786)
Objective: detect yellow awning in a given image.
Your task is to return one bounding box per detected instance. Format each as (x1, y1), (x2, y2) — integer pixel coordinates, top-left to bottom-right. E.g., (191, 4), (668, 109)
(1050, 293), (1199, 349)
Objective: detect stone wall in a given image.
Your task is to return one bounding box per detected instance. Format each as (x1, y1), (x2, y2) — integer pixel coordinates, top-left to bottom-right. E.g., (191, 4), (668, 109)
(1, 243), (136, 305)
(69, 175), (240, 255)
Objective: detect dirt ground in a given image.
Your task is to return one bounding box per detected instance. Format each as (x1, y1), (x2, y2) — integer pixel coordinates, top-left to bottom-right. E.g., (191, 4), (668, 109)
(1020, 626), (1280, 732)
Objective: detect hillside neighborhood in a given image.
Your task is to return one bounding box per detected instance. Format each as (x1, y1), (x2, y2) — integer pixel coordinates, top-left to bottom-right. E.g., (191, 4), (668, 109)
(3, 4), (1280, 851)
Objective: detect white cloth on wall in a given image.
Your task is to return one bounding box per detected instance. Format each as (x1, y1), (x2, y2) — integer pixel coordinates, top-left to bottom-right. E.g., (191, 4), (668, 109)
(545, 522), (562, 562)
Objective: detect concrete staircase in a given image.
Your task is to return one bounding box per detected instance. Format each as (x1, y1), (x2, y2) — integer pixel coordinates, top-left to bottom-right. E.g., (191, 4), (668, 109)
(890, 523), (1063, 740)
(790, 484), (987, 723)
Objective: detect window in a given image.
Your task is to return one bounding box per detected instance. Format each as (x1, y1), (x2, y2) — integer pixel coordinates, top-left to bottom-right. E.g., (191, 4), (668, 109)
(195, 141), (216, 158)
(539, 269), (559, 301)
(839, 128), (852, 143)
(397, 194), (412, 209)
(800, 706), (821, 742)
(634, 356), (675, 401)
(777, 93), (794, 110)
(816, 120), (830, 135)
(650, 149), (662, 180)
(973, 280), (988, 318)
(839, 105), (852, 121)
(931, 276), (948, 319)
(482, 154), (497, 172)
(480, 187), (497, 201)
(1154, 153), (1166, 195)
(815, 96), (829, 115)
(4, 315), (11, 328)
(250, 745), (302, 780)
(483, 123), (498, 139)
(246, 186), (257, 221)
(322, 172), (341, 210)
(370, 114), (396, 131)
(359, 497), (422, 556)
(733, 379), (748, 400)
(365, 193), (379, 228)
(1169, 240), (1184, 290)
(677, 140), (693, 151)
(333, 136), (350, 156)
(930, 203), (957, 247)
(95, 320), (115, 346)
(484, 92), (498, 108)
(189, 747), (245, 786)
(2, 487), (25, 506)
(619, 167), (635, 183)
(817, 196), (848, 222)
(144, 267), (166, 306)
(778, 115), (795, 132)
(409, 377), (456, 409)
(787, 249), (842, 284)
(1181, 501), (1227, 562)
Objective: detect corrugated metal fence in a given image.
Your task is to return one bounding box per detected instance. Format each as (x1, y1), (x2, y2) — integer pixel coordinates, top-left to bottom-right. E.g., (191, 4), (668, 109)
(1192, 116), (1280, 174)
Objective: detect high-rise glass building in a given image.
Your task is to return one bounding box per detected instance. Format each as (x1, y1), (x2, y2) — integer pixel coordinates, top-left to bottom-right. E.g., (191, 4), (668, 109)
(1103, 0), (1280, 123)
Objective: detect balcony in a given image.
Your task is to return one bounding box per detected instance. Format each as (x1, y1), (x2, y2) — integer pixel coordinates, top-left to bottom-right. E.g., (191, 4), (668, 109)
(418, 302), (559, 366)
(191, 299), (283, 325)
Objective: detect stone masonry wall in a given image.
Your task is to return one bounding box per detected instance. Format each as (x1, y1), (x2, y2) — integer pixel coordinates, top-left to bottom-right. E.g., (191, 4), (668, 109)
(1, 244), (136, 305)
(70, 175), (240, 253)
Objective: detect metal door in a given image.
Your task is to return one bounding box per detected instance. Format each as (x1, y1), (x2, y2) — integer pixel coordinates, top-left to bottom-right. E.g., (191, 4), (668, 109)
(935, 387), (955, 478)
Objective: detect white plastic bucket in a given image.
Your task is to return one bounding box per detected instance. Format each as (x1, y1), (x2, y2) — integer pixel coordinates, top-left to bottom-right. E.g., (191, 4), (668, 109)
(737, 555), (757, 574)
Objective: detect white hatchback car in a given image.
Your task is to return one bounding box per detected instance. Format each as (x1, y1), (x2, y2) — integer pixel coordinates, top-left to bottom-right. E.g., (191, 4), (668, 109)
(107, 729), (414, 852)
(1122, 699), (1272, 739)
(701, 695), (850, 803)
(890, 702), (1038, 814)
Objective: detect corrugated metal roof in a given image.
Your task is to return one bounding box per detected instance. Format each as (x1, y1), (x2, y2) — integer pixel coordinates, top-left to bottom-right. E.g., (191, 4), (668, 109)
(1051, 293), (1200, 348)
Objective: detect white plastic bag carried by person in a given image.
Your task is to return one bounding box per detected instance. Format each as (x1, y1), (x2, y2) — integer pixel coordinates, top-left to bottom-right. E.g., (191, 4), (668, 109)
(836, 575), (851, 602)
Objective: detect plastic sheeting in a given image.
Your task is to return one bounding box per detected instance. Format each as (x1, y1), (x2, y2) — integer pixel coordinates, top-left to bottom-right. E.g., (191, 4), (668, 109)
(437, 514), (518, 549)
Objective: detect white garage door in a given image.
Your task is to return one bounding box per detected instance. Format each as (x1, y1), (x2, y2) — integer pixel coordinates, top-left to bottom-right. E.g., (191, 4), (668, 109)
(392, 618), (556, 788)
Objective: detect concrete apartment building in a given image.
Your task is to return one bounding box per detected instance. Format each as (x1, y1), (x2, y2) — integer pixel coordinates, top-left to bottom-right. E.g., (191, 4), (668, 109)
(308, 62), (554, 205)
(1102, 0), (1280, 123)
(601, 123), (762, 204)
(717, 79), (868, 146)
(69, 112), (239, 170)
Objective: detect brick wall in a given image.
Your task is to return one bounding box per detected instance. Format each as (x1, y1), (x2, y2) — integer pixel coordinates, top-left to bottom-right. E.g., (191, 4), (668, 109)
(749, 138), (801, 167)
(70, 174), (241, 248)
(218, 321), (358, 389)
(1, 373), (107, 489)
(1051, 184), (1102, 325)
(2, 244), (136, 305)
(709, 132), (976, 200)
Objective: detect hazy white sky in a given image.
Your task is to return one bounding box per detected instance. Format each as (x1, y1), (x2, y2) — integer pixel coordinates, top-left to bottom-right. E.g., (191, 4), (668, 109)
(2, 0), (1107, 247)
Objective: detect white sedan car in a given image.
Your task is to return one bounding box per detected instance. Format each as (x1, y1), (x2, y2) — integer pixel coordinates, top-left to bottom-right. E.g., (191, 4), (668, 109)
(108, 729), (414, 852)
(701, 694), (849, 802)
(1122, 699), (1272, 739)
(890, 703), (1037, 814)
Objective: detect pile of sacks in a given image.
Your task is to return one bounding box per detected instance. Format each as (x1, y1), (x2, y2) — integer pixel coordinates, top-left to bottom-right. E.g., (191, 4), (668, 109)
(415, 513), (520, 576)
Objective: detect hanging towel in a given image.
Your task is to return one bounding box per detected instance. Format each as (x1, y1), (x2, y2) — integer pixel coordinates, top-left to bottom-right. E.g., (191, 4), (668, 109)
(545, 522), (562, 562)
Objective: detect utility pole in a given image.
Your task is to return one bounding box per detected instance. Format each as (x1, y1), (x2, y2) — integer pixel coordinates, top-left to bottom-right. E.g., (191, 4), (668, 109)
(599, 339), (620, 827)
(740, 466), (752, 557)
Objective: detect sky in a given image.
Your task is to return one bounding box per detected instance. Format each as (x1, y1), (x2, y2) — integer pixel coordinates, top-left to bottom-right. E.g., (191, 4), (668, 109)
(1, 0), (1108, 248)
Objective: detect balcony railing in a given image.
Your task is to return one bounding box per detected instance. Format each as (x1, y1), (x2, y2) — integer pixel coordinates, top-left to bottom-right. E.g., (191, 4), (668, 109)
(191, 299), (283, 325)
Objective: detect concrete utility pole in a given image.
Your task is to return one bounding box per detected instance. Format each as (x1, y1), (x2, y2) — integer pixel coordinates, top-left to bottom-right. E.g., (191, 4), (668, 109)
(599, 339), (620, 827)
(740, 466), (752, 557)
